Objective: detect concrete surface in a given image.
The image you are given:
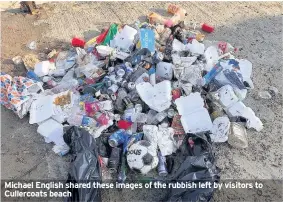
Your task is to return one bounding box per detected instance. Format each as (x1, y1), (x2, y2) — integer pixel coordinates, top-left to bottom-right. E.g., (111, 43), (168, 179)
(1, 1), (282, 201)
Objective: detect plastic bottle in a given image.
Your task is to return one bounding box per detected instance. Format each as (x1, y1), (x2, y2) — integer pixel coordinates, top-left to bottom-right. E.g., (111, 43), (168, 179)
(202, 62), (223, 85)
(155, 111), (168, 123)
(132, 113), (148, 123)
(157, 151), (168, 176)
(26, 70), (41, 82)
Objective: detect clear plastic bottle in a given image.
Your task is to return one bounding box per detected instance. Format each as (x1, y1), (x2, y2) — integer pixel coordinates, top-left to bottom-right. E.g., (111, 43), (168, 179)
(155, 111), (168, 123)
(132, 113), (148, 123)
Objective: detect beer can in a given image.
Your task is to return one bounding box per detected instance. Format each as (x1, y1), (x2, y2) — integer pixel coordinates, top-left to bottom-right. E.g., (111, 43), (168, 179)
(167, 108), (175, 118)
(107, 84), (119, 94)
(121, 80), (128, 88)
(157, 152), (168, 177)
(108, 147), (122, 173)
(127, 82), (136, 91)
(111, 93), (117, 101)
(108, 66), (115, 73)
(116, 68), (125, 78)
(108, 129), (127, 147)
(106, 80), (112, 88)
(123, 97), (134, 108)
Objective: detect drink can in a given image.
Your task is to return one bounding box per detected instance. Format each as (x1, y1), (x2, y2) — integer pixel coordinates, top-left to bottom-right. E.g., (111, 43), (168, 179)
(121, 80), (128, 88)
(106, 80), (112, 88)
(111, 93), (117, 101)
(158, 152), (168, 176)
(116, 68), (125, 78)
(127, 82), (136, 91)
(107, 84), (119, 94)
(167, 108), (175, 118)
(108, 147), (122, 173)
(108, 66), (115, 73)
(108, 129), (127, 147)
(123, 97), (133, 108)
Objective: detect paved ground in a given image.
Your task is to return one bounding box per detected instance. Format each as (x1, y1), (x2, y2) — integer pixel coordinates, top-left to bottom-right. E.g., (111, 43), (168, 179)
(1, 2), (282, 201)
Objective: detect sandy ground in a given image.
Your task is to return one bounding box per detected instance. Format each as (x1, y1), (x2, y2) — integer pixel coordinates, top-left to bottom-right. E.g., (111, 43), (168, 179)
(1, 2), (282, 201)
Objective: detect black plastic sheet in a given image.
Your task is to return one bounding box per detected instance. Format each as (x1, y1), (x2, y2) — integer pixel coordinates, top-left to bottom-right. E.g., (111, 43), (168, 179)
(166, 133), (220, 202)
(64, 126), (102, 202)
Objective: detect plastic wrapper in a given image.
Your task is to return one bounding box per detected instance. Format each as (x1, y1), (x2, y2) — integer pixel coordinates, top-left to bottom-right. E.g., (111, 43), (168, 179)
(64, 127), (102, 202)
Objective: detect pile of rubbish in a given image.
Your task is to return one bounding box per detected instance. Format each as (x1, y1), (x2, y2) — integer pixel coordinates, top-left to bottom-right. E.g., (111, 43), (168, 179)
(1, 4), (264, 201)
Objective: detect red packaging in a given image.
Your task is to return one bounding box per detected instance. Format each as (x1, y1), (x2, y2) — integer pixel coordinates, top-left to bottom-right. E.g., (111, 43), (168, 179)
(117, 120), (132, 130)
(71, 37), (86, 48)
(171, 115), (185, 135)
(85, 102), (100, 117)
(172, 89), (181, 101)
(201, 23), (214, 33)
(96, 113), (110, 126)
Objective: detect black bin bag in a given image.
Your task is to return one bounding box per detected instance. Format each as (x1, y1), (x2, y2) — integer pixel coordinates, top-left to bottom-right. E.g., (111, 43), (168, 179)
(63, 126), (102, 202)
(166, 133), (221, 202)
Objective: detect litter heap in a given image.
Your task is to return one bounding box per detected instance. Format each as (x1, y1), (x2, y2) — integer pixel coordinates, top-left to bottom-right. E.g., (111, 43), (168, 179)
(1, 4), (263, 201)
